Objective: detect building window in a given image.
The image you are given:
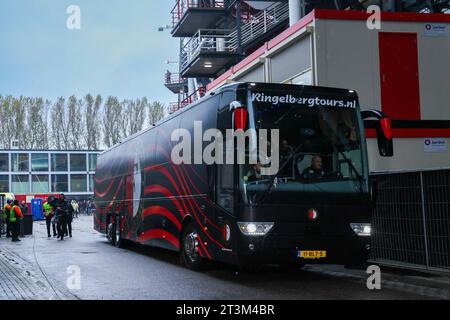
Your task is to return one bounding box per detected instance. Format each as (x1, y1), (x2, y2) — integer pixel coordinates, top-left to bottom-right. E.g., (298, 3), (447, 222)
(51, 174), (68, 193)
(51, 154), (68, 172)
(71, 174), (87, 192)
(11, 153), (29, 172)
(70, 154), (86, 172)
(89, 174), (95, 192)
(0, 154), (8, 172)
(0, 175), (9, 192)
(32, 175), (49, 193)
(31, 153), (49, 172)
(89, 154), (97, 171)
(12, 175), (29, 193)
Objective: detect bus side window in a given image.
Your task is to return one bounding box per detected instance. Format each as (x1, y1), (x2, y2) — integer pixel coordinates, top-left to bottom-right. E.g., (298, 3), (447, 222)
(216, 91), (236, 214)
(217, 164), (234, 213)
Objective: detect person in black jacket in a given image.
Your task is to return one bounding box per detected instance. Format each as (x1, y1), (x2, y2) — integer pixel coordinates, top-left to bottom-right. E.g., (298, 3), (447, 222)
(66, 199), (74, 238)
(56, 194), (69, 240)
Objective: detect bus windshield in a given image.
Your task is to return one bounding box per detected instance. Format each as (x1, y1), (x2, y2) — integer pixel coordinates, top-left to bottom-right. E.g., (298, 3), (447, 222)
(239, 88), (368, 204)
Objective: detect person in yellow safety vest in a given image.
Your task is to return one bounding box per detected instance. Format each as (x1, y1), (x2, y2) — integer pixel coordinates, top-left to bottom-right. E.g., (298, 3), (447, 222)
(10, 199), (23, 242)
(43, 196), (57, 238)
(3, 197), (13, 238)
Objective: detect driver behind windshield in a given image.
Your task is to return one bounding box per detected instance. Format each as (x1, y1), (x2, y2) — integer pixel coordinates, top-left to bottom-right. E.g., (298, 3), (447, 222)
(244, 162), (268, 183)
(302, 155), (327, 179)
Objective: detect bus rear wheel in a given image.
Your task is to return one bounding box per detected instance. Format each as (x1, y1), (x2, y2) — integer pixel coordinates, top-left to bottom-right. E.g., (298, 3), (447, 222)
(180, 223), (203, 270)
(113, 215), (126, 249)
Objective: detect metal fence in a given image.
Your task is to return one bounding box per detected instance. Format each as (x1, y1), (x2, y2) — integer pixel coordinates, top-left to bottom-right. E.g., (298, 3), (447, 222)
(180, 29), (235, 71)
(370, 169), (450, 273)
(229, 1), (289, 49)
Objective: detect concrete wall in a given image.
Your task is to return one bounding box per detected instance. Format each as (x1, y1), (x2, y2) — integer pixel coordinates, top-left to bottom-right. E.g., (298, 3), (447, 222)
(367, 138), (450, 172)
(216, 14), (450, 172)
(314, 18), (450, 172)
(231, 33), (313, 84)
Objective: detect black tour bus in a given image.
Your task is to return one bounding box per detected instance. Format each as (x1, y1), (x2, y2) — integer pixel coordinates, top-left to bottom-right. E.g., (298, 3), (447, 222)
(94, 83), (393, 270)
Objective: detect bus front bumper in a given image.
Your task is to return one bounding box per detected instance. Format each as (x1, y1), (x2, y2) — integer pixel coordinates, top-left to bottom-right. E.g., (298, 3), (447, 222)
(236, 234), (371, 266)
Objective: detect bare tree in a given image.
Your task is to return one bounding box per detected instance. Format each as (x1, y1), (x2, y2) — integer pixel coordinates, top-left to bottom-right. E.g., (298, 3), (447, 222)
(122, 97), (147, 137)
(148, 101), (165, 127)
(85, 94), (102, 150)
(1, 95), (167, 151)
(11, 96), (27, 149)
(0, 96), (13, 148)
(68, 95), (84, 150)
(103, 96), (123, 148)
(51, 97), (71, 149)
(27, 97), (48, 149)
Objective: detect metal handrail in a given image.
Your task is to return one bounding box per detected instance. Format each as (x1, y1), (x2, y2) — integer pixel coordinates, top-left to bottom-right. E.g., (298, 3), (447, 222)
(169, 87), (206, 114)
(229, 1), (289, 49)
(164, 72), (186, 86)
(171, 0), (226, 27)
(180, 29), (235, 71)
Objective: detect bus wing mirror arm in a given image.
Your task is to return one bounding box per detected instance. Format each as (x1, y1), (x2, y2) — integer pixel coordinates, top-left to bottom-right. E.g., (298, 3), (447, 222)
(361, 109), (394, 157)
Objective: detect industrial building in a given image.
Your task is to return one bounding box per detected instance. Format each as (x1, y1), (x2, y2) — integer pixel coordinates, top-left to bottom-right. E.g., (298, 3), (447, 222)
(0, 149), (100, 200)
(164, 0), (450, 272)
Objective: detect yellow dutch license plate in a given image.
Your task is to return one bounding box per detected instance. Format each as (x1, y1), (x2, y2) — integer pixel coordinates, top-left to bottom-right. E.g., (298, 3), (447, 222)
(298, 250), (327, 259)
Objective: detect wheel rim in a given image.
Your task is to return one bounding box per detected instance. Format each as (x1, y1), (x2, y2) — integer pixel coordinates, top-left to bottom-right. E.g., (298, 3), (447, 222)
(115, 221), (120, 244)
(184, 231), (199, 263)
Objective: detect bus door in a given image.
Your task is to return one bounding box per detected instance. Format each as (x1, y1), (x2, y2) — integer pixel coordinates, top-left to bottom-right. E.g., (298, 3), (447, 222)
(214, 92), (238, 248)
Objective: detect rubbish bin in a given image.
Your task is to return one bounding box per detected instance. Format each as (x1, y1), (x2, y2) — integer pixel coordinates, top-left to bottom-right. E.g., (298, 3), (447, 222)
(20, 214), (33, 236)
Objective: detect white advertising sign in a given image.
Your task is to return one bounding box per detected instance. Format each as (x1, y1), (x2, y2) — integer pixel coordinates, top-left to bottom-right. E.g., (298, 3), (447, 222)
(424, 138), (447, 153)
(424, 23), (448, 37)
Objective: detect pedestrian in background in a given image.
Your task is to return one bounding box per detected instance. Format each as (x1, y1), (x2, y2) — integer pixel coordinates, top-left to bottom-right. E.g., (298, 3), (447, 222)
(3, 197), (13, 238)
(19, 201), (28, 237)
(43, 196), (56, 238)
(87, 200), (93, 215)
(10, 200), (23, 242)
(0, 203), (3, 238)
(71, 200), (79, 219)
(56, 194), (69, 240)
(66, 200), (74, 238)
(81, 200), (86, 215)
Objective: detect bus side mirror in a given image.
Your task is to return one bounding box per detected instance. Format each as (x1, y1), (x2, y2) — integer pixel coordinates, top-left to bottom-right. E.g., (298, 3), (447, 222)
(376, 117), (393, 157)
(361, 110), (394, 157)
(230, 101), (248, 131)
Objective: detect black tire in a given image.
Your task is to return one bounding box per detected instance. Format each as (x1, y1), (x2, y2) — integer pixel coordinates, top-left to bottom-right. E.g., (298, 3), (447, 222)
(180, 222), (204, 270)
(113, 215), (126, 249)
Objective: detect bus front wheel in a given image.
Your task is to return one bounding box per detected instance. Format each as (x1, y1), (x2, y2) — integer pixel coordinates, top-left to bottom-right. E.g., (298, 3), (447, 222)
(180, 222), (203, 270)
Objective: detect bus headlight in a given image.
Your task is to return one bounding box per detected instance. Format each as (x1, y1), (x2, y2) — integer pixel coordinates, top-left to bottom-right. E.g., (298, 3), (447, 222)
(350, 223), (371, 237)
(237, 222), (274, 236)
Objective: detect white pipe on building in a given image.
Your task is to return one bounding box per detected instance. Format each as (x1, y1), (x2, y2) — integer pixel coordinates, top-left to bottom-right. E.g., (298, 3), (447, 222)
(289, 0), (302, 26)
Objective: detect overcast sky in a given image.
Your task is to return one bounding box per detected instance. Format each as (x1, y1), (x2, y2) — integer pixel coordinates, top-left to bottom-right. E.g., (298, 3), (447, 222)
(0, 0), (179, 104)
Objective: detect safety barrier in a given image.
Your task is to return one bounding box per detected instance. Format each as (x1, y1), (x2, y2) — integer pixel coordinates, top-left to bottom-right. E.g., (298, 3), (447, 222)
(171, 0), (226, 27)
(370, 168), (450, 273)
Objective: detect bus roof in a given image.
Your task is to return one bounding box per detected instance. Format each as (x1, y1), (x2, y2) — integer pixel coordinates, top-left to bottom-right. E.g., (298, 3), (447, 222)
(100, 83), (359, 156)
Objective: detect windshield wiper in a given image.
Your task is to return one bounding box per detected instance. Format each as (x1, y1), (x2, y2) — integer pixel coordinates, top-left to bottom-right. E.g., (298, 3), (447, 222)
(336, 148), (364, 193)
(257, 143), (304, 205)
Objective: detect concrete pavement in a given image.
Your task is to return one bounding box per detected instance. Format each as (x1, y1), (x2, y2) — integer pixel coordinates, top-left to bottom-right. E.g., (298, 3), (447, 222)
(0, 215), (449, 300)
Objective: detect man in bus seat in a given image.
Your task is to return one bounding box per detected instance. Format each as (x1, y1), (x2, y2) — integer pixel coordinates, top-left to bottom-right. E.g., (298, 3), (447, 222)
(245, 162), (269, 183)
(302, 155), (327, 179)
